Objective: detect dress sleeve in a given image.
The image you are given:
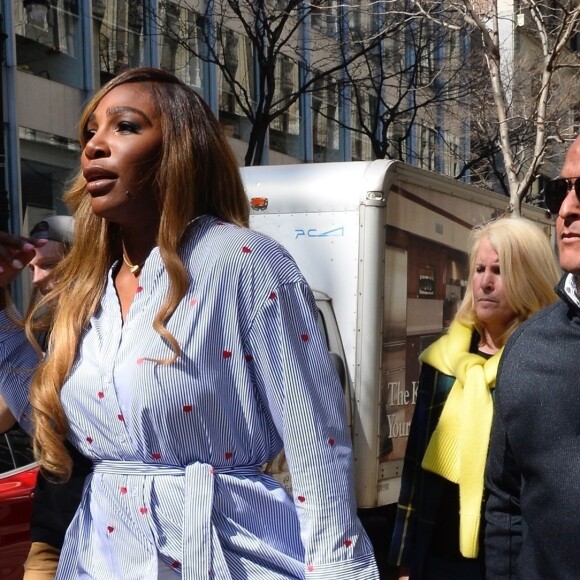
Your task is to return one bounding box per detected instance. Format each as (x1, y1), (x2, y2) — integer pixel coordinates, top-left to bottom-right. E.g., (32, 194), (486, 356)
(389, 363), (437, 568)
(0, 308), (38, 433)
(246, 281), (379, 578)
(484, 372), (522, 579)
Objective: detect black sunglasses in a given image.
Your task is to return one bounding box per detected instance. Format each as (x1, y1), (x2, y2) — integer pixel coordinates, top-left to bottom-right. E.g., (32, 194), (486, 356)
(543, 177), (580, 215)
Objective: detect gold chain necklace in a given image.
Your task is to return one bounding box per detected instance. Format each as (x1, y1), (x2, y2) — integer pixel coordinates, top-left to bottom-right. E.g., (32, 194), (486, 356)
(122, 253), (144, 275)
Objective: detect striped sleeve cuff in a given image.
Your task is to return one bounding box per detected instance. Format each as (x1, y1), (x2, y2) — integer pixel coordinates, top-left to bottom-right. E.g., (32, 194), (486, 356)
(305, 553), (379, 579)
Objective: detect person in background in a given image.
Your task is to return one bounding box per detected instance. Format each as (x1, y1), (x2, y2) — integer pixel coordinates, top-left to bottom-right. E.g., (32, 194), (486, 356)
(24, 216), (92, 579)
(389, 217), (560, 580)
(0, 68), (378, 578)
(0, 216), (92, 579)
(27, 216), (74, 296)
(485, 135), (580, 578)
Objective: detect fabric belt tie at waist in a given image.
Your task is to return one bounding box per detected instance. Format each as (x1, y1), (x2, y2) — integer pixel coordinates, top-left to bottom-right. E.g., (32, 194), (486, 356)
(92, 460), (263, 477)
(93, 460), (263, 579)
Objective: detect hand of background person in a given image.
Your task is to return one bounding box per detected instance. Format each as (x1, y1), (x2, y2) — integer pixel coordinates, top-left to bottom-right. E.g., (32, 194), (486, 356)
(398, 567), (411, 580)
(0, 232), (44, 289)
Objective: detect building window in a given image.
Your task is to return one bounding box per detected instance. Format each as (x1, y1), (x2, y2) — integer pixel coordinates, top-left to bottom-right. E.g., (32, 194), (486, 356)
(217, 29), (254, 139)
(312, 76), (340, 161)
(445, 133), (461, 177)
(19, 126), (79, 223)
(350, 90), (373, 161)
(15, 0), (85, 88)
(573, 105), (580, 137)
(417, 124), (437, 170)
(95, 0), (145, 86)
(270, 56), (301, 158)
(416, 19), (437, 87)
(311, 0), (337, 37)
(159, 3), (204, 92)
(387, 119), (409, 161)
(348, 0), (371, 40)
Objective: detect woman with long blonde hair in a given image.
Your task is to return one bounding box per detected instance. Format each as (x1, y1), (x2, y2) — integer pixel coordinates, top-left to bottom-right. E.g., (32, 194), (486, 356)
(0, 68), (378, 579)
(389, 217), (560, 580)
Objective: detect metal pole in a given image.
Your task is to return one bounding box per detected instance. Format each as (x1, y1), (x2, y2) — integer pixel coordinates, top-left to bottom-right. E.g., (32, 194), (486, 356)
(0, 13), (8, 232)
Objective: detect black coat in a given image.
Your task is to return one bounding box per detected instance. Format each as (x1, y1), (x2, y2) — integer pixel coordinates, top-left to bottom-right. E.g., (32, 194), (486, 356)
(485, 275), (580, 579)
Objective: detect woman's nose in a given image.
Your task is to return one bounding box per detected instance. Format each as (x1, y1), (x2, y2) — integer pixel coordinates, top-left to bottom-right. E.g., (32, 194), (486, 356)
(83, 133), (109, 159)
(32, 268), (47, 288)
(481, 271), (494, 289)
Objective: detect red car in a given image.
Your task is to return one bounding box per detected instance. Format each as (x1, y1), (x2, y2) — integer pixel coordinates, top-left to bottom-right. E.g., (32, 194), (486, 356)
(0, 428), (38, 580)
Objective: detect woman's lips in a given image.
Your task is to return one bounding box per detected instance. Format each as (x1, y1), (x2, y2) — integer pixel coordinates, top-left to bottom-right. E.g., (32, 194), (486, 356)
(85, 177), (116, 196)
(83, 167), (117, 196)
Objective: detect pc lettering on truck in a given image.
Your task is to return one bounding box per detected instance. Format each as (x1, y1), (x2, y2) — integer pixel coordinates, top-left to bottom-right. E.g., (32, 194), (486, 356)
(241, 160), (554, 572)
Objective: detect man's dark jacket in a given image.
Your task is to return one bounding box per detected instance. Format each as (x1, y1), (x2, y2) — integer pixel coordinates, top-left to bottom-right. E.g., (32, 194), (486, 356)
(485, 275), (580, 579)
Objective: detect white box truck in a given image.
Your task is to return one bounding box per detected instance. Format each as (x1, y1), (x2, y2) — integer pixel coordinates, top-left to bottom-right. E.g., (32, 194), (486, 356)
(240, 160), (555, 572)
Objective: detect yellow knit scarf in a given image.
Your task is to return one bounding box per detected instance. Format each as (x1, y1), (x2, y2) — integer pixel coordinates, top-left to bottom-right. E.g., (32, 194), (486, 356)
(419, 320), (502, 558)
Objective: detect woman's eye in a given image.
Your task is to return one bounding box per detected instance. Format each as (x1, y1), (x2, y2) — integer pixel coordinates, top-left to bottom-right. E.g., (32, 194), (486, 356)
(83, 127), (96, 140)
(117, 121), (139, 134)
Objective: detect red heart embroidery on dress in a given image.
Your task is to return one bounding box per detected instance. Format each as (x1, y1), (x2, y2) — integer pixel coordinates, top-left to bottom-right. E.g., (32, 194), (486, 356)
(98, 391), (105, 399)
(183, 405), (193, 413)
(120, 487), (127, 495)
(269, 291), (277, 300)
(86, 437), (93, 444)
(244, 354), (254, 362)
(301, 334), (309, 342)
(140, 507), (148, 515)
(297, 495), (306, 503)
(117, 414), (124, 421)
(242, 246), (251, 253)
(307, 564), (314, 572)
(189, 298), (198, 307)
(344, 539), (352, 547)
(136, 286), (143, 293)
(223, 350), (232, 359)
(225, 451), (233, 460)
(171, 561), (180, 569)
(152, 453), (161, 460)
(107, 526), (114, 533)
(328, 438), (335, 446)
(136, 358), (145, 365)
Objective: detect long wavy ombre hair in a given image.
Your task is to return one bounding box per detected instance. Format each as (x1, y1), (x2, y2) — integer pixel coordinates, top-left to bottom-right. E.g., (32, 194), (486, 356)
(456, 217), (561, 347)
(27, 68), (249, 480)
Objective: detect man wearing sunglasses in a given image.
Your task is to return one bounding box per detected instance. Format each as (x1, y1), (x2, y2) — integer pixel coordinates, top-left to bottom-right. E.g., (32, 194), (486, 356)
(485, 137), (580, 579)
